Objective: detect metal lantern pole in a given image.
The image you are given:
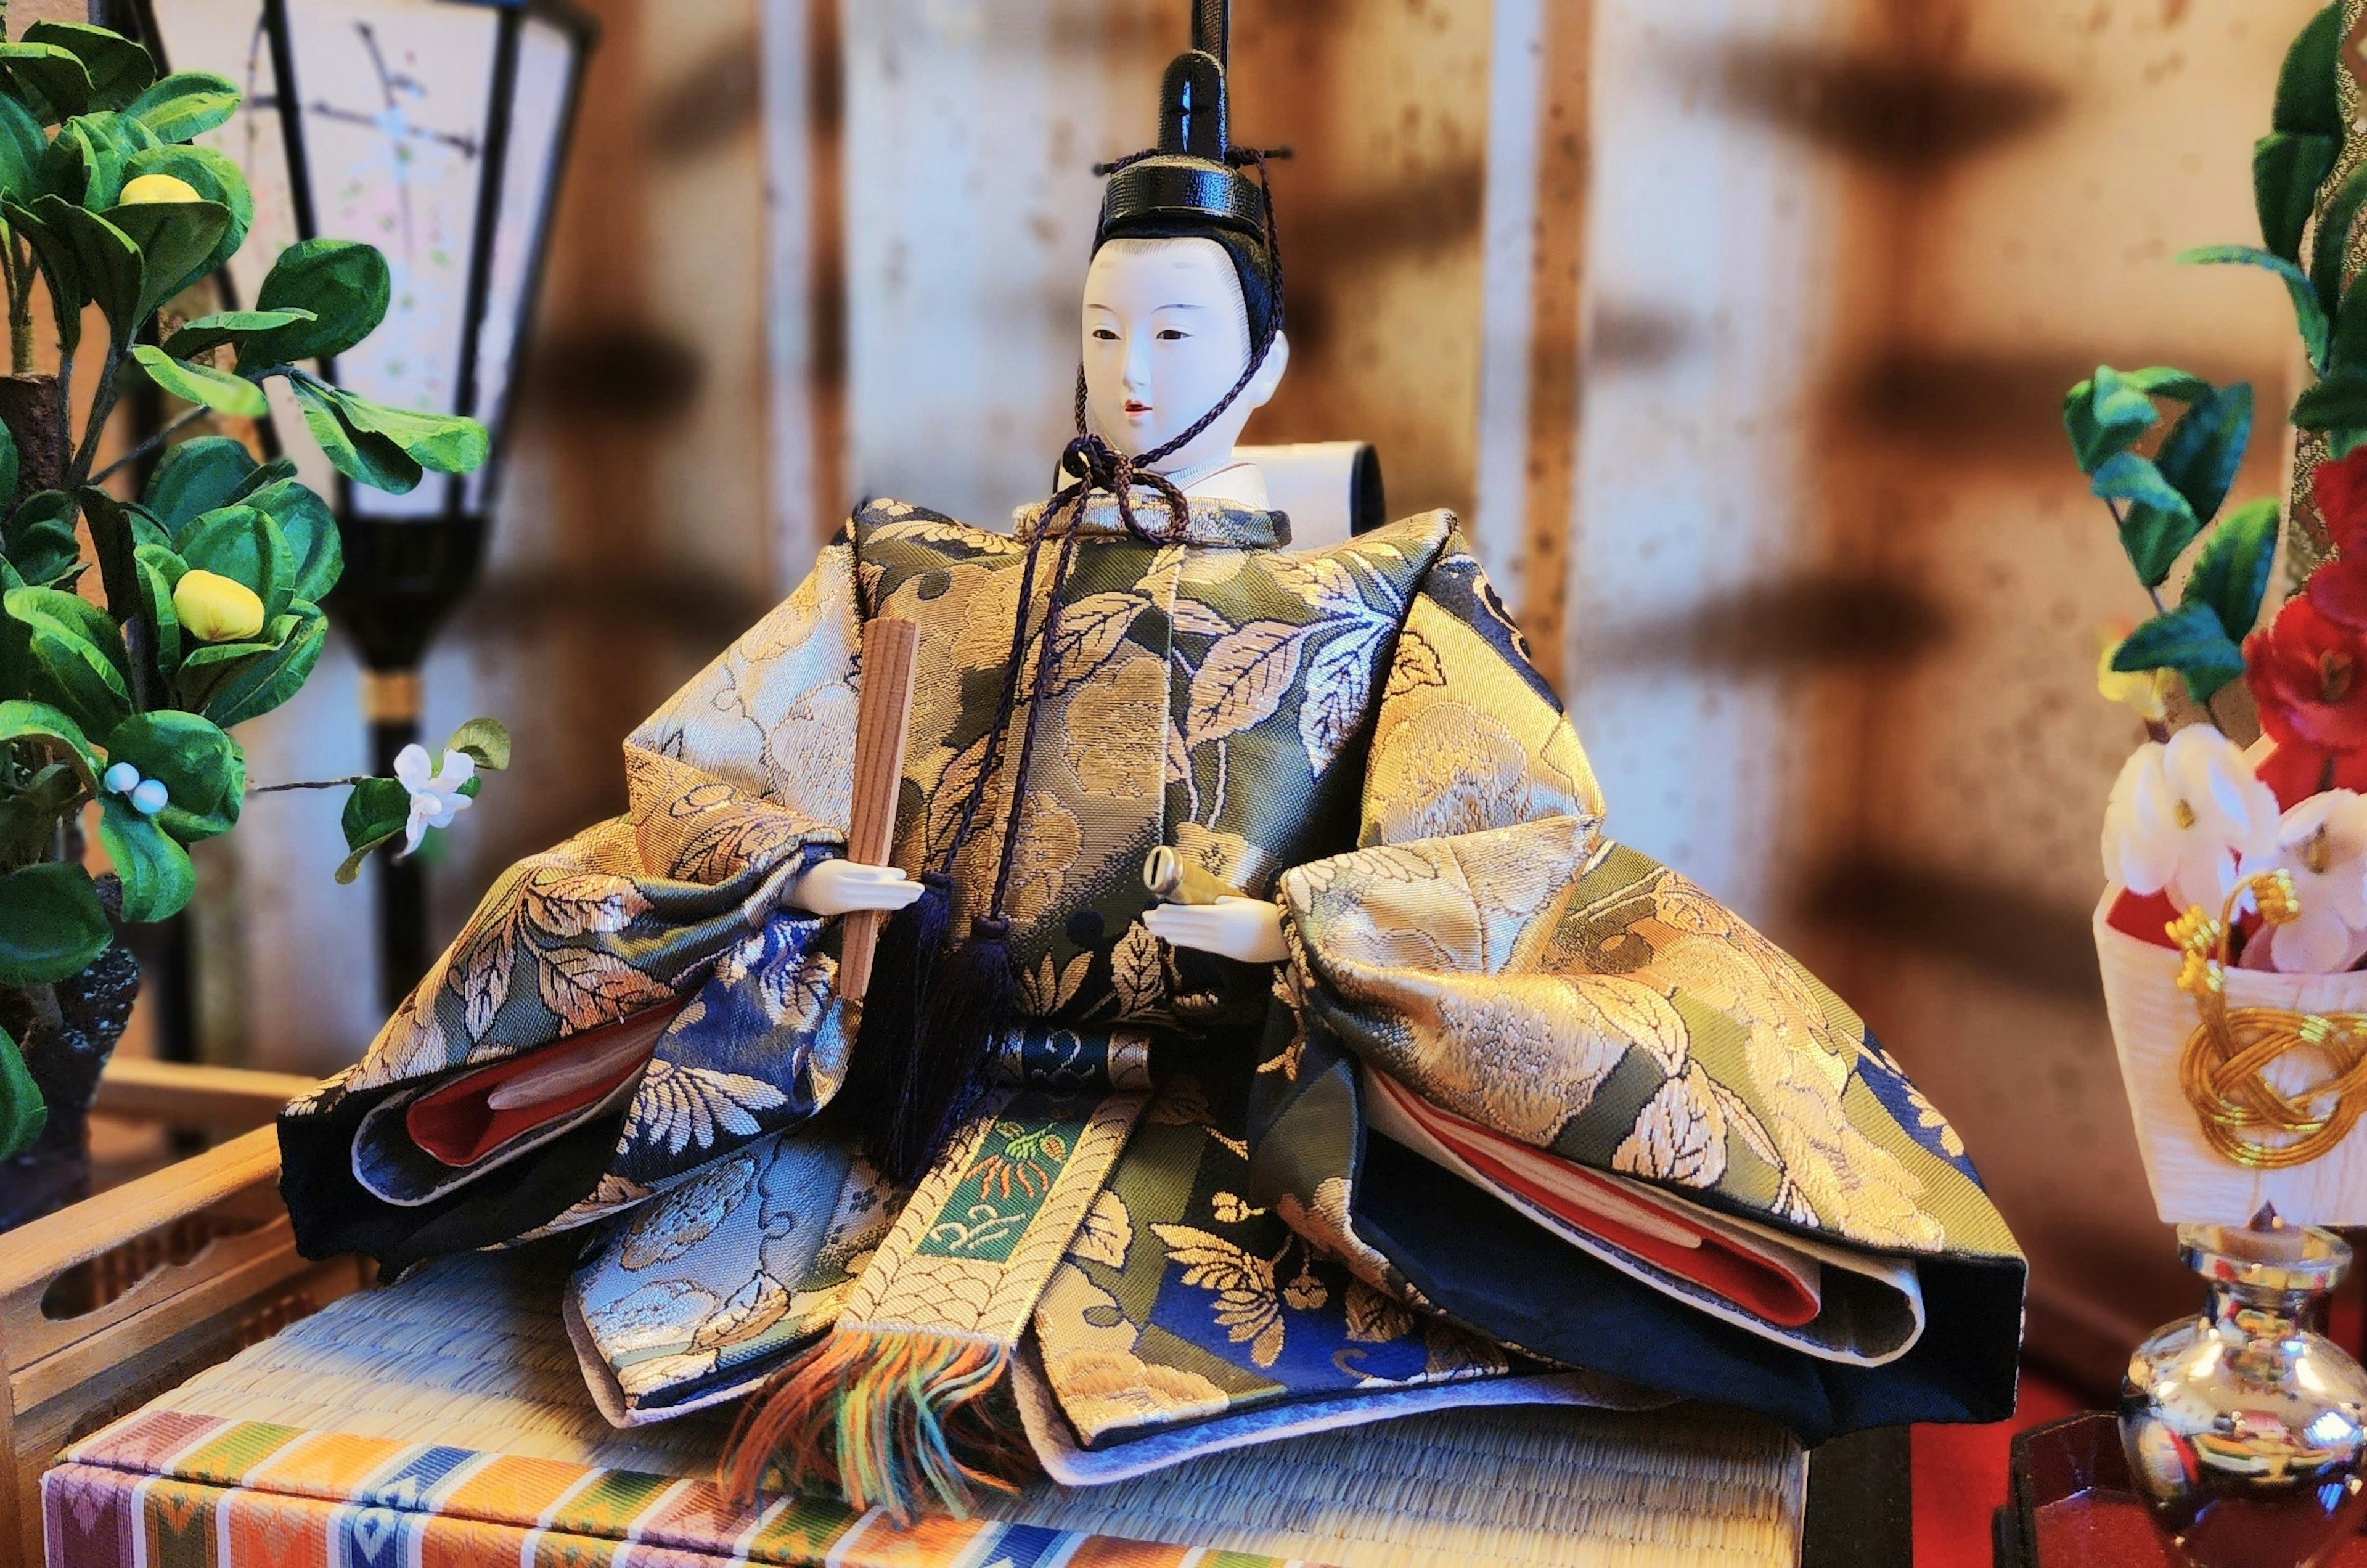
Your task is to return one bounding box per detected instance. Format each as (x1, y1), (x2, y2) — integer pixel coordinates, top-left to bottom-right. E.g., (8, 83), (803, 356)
(131, 0), (592, 1010)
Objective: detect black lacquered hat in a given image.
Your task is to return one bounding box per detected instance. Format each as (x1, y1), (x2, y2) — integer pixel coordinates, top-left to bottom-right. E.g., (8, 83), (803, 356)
(1095, 2), (1267, 247)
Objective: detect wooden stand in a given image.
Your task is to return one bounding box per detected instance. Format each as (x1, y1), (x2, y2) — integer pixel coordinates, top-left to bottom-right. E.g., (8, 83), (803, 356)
(0, 1063), (361, 1568)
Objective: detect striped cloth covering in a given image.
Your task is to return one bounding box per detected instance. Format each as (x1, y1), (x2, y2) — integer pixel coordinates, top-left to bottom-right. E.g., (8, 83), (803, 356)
(43, 1408), (1288, 1567)
(39, 1249), (1805, 1568)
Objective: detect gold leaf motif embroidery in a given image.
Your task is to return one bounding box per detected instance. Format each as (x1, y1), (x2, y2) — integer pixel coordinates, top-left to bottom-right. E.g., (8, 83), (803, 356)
(923, 732), (997, 857)
(1612, 1064), (1729, 1188)
(1151, 1222), (1284, 1368)
(1167, 597), (1234, 637)
(1344, 1279), (1415, 1344)
(1185, 621), (1309, 749)
(1565, 973), (1691, 1076)
(1072, 1190), (1134, 1269)
(1273, 1176), (1396, 1290)
(1261, 551), (1365, 615)
(1383, 629), (1447, 700)
(626, 1060), (790, 1157)
(522, 866), (653, 940)
(1047, 591), (1149, 695)
(1110, 921), (1166, 1020)
(454, 899), (521, 1040)
(1707, 1075), (1784, 1172)
(1298, 620), (1391, 775)
(537, 944), (675, 1031)
(1018, 949), (1092, 1014)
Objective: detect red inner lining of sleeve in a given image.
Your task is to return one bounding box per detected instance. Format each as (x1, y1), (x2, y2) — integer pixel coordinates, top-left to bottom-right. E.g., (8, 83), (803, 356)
(404, 1002), (680, 1167)
(1380, 1075), (1822, 1328)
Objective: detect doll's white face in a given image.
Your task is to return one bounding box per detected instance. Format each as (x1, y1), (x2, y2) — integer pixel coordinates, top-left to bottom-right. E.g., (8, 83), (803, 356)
(1081, 237), (1288, 477)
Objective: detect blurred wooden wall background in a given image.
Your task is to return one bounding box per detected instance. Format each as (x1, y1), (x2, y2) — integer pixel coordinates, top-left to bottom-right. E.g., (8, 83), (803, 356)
(179, 0), (2321, 1395)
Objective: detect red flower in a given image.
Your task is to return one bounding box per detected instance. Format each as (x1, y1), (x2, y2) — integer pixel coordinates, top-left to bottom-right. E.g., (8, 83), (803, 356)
(2247, 594), (2367, 752)
(2316, 447), (2367, 555)
(2312, 555), (2367, 631)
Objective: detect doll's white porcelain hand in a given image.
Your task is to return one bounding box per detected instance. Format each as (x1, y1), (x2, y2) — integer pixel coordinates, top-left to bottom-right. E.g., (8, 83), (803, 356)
(781, 859), (924, 917)
(1143, 896), (1289, 964)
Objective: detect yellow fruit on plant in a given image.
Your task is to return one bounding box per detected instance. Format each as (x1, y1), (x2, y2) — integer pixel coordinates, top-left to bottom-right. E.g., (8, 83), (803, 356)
(173, 570), (264, 642)
(118, 173), (203, 206)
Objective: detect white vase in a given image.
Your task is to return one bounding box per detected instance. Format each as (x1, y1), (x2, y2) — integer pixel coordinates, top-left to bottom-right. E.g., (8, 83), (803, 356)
(2096, 885), (2367, 1225)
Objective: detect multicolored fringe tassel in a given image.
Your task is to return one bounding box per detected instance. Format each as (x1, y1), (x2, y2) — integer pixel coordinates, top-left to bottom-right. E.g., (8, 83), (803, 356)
(719, 1071), (1153, 1525)
(722, 1326), (1019, 1521)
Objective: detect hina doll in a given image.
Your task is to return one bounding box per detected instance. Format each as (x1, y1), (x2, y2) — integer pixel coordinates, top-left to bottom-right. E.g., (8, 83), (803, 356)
(279, 14), (2025, 1521)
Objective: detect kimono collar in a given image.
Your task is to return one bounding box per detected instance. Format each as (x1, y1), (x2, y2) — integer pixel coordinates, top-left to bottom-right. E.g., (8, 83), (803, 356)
(1012, 491), (1290, 550)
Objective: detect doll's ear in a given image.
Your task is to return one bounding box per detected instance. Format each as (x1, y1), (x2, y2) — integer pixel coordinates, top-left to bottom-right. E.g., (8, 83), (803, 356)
(1246, 329), (1290, 409)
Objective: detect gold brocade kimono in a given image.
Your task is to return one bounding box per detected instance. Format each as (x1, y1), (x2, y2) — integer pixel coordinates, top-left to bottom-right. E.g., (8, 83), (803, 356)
(280, 496), (2023, 1481)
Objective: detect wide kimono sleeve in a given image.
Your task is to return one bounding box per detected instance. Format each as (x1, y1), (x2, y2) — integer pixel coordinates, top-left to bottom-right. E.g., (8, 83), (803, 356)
(279, 532), (871, 1272)
(1252, 528), (2026, 1443)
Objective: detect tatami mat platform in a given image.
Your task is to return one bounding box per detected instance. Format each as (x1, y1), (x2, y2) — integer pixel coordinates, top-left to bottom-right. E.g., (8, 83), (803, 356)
(42, 1247), (1807, 1567)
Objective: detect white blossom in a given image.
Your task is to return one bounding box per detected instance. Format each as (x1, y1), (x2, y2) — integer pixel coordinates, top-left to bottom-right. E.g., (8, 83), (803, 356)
(2103, 725), (2279, 915)
(394, 743), (476, 855)
(2241, 790), (2367, 974)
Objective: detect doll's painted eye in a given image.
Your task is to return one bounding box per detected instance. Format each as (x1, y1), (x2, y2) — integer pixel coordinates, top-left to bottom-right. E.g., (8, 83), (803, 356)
(1155, 327), (1188, 341)
(1090, 327), (1119, 341)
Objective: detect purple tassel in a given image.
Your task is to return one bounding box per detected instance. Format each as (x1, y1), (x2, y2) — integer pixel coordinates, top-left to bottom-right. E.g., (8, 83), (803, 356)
(838, 870), (952, 1164)
(875, 913), (1015, 1184)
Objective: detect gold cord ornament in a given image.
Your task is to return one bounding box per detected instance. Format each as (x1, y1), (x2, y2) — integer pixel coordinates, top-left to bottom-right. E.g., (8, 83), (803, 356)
(2175, 870), (2367, 1169)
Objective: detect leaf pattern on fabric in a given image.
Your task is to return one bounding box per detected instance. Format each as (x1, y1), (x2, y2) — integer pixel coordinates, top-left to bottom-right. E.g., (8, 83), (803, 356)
(538, 944), (676, 1032)
(1110, 921), (1165, 1020)
(522, 867), (653, 940)
(1186, 621), (1309, 749)
(626, 1060), (790, 1158)
(1072, 1190), (1134, 1269)
(1046, 590), (1148, 695)
(455, 902), (521, 1040)
(1262, 551), (1367, 616)
(1168, 596), (1234, 637)
(1344, 1278), (1415, 1344)
(1299, 619), (1393, 775)
(1612, 1065), (1729, 1188)
(1211, 1190), (1264, 1223)
(1383, 628), (1447, 700)
(1152, 1222), (1285, 1368)
(1018, 950), (1092, 1015)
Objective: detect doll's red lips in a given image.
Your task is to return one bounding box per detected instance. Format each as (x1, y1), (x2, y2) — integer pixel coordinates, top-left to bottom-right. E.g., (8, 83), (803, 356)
(1125, 401), (1151, 414)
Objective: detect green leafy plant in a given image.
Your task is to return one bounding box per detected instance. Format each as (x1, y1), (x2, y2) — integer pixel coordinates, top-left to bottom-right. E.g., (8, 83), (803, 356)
(0, 20), (510, 1156)
(2064, 366), (2276, 712)
(2071, 4), (2361, 716)
(2181, 4), (2367, 458)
